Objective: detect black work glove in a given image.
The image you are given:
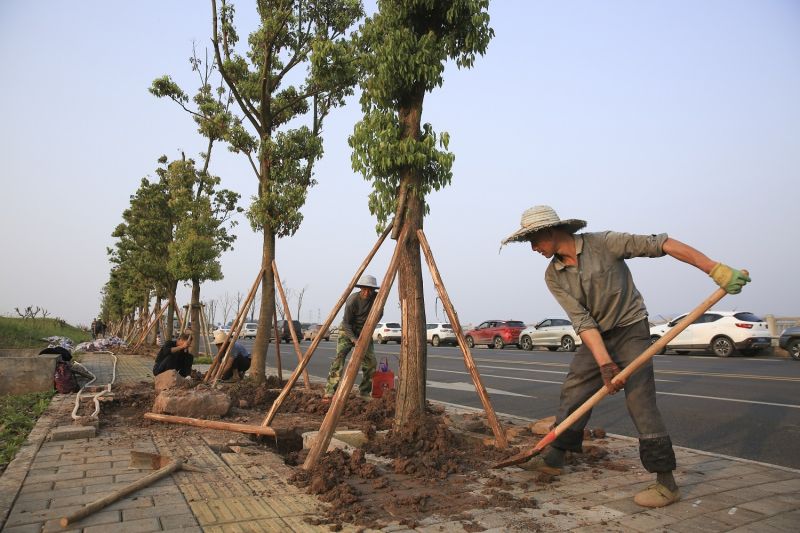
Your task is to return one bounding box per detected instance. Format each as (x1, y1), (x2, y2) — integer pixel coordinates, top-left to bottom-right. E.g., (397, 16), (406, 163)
(600, 362), (625, 395)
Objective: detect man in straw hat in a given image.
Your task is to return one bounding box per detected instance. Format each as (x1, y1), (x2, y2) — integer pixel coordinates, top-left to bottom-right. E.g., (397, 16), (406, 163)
(502, 205), (749, 508)
(212, 330), (251, 381)
(323, 274), (383, 403)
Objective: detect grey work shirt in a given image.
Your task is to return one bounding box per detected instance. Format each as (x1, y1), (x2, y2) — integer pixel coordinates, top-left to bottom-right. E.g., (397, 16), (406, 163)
(545, 231), (668, 335)
(340, 291), (381, 339)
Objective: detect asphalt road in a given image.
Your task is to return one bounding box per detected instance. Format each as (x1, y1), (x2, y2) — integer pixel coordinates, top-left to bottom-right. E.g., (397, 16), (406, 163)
(237, 338), (800, 469)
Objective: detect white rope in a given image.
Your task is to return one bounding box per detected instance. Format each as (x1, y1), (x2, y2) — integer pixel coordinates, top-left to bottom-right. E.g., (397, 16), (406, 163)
(71, 351), (118, 420)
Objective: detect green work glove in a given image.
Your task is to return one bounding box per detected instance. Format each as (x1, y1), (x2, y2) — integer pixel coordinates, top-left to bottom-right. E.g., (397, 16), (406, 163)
(709, 263), (750, 294)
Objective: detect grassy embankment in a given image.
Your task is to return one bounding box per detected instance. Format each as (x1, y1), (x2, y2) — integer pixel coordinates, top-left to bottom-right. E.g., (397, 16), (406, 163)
(0, 316), (92, 348)
(0, 316), (90, 472)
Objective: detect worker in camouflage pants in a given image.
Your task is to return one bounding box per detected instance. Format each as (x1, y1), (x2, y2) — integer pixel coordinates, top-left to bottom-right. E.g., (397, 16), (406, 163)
(323, 274), (382, 401)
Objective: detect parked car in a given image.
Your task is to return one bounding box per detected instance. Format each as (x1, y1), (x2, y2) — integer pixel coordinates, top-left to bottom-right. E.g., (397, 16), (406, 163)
(373, 322), (402, 344)
(464, 320), (526, 349)
(778, 326), (800, 361)
(274, 319), (303, 343)
(649, 311), (771, 357)
(519, 318), (581, 352)
(302, 324), (330, 342)
(426, 322), (457, 347)
(241, 322), (258, 339)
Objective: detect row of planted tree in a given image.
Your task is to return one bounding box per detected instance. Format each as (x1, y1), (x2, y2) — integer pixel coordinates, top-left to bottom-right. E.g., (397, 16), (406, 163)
(102, 0), (494, 429)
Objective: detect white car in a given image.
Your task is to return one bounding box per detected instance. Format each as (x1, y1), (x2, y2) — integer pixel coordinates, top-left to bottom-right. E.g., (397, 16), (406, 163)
(426, 322), (457, 347)
(649, 311), (771, 357)
(373, 322), (402, 344)
(519, 318), (581, 352)
(241, 322), (258, 339)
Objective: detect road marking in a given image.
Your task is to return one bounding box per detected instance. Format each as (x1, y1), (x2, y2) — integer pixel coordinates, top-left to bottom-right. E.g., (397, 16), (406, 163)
(430, 368), (563, 385)
(657, 392), (800, 409)
(426, 380), (534, 398)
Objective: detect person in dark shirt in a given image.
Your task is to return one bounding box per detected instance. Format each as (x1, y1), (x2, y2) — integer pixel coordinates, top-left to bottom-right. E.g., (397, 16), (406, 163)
(323, 274), (382, 402)
(502, 205), (749, 509)
(212, 330), (251, 381)
(153, 332), (194, 377)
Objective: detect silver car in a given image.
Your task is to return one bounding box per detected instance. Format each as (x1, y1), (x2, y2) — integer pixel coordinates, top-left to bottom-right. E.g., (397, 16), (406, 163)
(519, 318), (581, 352)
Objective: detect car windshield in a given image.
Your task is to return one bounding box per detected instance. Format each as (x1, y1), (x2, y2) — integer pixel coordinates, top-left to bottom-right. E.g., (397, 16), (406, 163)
(386, 323), (401, 328)
(734, 312), (763, 322)
(506, 321), (526, 327)
(442, 324), (452, 329)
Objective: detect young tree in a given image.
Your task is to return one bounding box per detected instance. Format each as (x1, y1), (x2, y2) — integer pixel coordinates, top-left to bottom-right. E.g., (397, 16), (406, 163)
(209, 0), (364, 382)
(349, 0), (493, 427)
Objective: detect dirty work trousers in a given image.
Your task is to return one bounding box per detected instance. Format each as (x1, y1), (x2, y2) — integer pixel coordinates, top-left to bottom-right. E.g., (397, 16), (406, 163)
(153, 352), (193, 378)
(324, 331), (376, 397)
(221, 356), (251, 381)
(551, 319), (676, 473)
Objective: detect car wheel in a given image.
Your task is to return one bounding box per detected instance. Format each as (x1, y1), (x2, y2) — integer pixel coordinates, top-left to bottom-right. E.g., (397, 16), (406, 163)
(650, 335), (666, 355)
(520, 335), (533, 351)
(377, 334), (386, 345)
(466, 336), (475, 349)
(712, 336), (735, 357)
(432, 335), (440, 347)
(493, 336), (505, 350)
(561, 336), (576, 352)
(788, 339), (800, 361)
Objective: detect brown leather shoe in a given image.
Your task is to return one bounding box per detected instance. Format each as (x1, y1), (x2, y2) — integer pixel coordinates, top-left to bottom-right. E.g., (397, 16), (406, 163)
(518, 455), (563, 476)
(634, 483), (681, 508)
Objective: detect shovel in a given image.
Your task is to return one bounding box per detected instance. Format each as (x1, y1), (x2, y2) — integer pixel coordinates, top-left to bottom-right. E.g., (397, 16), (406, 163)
(60, 451), (203, 527)
(494, 282), (734, 469)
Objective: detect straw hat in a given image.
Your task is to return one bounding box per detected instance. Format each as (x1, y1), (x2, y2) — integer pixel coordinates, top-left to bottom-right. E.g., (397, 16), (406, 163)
(212, 330), (227, 345)
(501, 205), (586, 245)
(355, 274), (379, 289)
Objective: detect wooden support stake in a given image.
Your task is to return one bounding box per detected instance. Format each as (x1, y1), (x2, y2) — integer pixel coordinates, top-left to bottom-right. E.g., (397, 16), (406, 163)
(273, 308), (283, 382)
(417, 229), (508, 449)
(272, 261), (310, 389)
(144, 412), (277, 436)
(133, 302), (169, 351)
(60, 460), (184, 527)
(198, 305), (213, 357)
(205, 267), (264, 382)
(261, 222), (393, 427)
(303, 225), (408, 470)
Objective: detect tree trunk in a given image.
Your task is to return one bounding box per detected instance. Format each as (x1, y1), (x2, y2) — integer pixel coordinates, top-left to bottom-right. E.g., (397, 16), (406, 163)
(190, 278), (201, 354)
(251, 229), (276, 384)
(149, 297), (162, 346)
(394, 86), (427, 430)
(166, 281), (178, 341)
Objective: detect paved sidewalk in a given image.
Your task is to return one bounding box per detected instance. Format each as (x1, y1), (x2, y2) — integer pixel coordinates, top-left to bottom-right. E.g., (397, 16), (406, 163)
(1, 352), (798, 532)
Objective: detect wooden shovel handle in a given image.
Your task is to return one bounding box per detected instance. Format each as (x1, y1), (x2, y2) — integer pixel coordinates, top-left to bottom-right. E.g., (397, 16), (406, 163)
(494, 281), (737, 469)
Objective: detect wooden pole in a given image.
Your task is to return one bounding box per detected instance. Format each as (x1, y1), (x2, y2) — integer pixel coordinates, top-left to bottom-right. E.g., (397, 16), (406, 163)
(417, 229), (508, 449)
(273, 308), (283, 383)
(132, 302), (169, 351)
(272, 261), (311, 389)
(303, 225), (408, 470)
(144, 412), (277, 436)
(60, 460), (184, 527)
(494, 283), (734, 468)
(207, 267), (264, 382)
(198, 305), (213, 357)
(261, 222), (393, 427)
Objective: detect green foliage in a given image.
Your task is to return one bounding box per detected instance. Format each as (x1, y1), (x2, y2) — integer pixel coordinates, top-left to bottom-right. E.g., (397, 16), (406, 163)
(0, 317), (91, 349)
(0, 391), (54, 468)
(348, 0), (493, 227)
(212, 0), (364, 237)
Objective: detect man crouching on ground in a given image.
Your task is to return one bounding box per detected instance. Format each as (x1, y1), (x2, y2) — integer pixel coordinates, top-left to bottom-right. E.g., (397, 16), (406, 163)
(153, 332), (194, 378)
(502, 205), (749, 508)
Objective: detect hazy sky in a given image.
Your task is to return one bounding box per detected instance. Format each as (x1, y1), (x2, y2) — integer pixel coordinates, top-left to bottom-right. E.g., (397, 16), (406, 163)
(1, 1), (798, 329)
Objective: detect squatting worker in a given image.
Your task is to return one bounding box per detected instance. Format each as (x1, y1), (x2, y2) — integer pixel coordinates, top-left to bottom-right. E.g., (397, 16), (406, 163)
(323, 274), (383, 403)
(213, 330), (252, 381)
(501, 205), (749, 508)
(153, 331), (194, 377)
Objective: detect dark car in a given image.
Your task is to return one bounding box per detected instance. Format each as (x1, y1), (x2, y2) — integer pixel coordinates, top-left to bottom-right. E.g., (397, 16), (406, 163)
(274, 320), (303, 343)
(464, 320), (526, 349)
(779, 326), (800, 361)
